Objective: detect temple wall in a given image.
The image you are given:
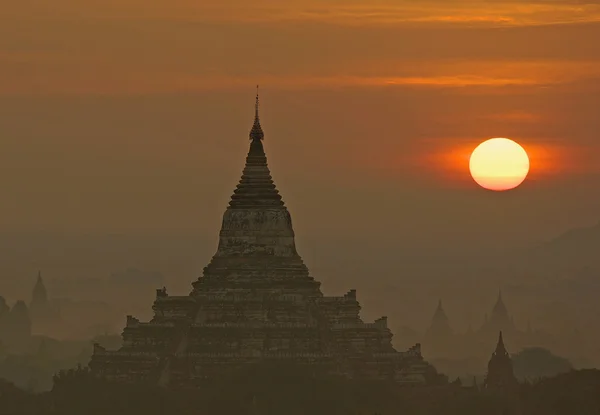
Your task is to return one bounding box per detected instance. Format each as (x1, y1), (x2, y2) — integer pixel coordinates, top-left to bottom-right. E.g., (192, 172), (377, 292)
(152, 296), (195, 320)
(121, 318), (174, 351)
(220, 209), (294, 234)
(90, 348), (428, 385)
(330, 327), (394, 353)
(166, 354), (422, 385)
(186, 325), (322, 353)
(89, 347), (159, 382)
(168, 353), (339, 386)
(193, 298), (311, 324)
(317, 290), (361, 323)
(216, 209), (298, 256)
(192, 277), (322, 304)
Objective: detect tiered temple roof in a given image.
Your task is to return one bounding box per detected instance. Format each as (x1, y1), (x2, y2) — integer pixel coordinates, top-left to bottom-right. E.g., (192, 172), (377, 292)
(89, 91), (439, 386)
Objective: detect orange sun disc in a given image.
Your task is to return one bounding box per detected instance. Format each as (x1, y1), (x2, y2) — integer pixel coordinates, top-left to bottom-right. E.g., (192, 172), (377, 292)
(469, 138), (530, 191)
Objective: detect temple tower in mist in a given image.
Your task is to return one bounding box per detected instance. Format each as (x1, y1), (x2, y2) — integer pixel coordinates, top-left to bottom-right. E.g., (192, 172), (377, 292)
(190, 91), (320, 297)
(89, 91), (441, 386)
(29, 272), (60, 329)
(427, 299), (452, 338)
(423, 299), (455, 357)
(30, 272), (48, 308)
(481, 290), (516, 335)
(484, 331), (517, 389)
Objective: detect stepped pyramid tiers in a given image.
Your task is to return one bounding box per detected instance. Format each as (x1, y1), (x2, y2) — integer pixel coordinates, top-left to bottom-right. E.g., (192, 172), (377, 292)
(89, 93), (438, 386)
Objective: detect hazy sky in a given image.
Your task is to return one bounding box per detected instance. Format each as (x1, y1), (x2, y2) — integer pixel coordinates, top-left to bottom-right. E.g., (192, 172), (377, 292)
(2, 0), (600, 257)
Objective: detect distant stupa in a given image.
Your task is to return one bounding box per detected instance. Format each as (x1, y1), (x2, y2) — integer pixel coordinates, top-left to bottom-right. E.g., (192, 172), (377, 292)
(484, 331), (517, 389)
(31, 271), (48, 306)
(29, 272), (60, 330)
(481, 290), (515, 335)
(426, 299), (452, 338)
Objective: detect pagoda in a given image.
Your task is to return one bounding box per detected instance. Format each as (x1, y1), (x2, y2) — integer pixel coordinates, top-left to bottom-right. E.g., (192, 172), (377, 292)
(422, 299), (455, 357)
(484, 331), (517, 389)
(426, 299), (452, 338)
(481, 290), (516, 335)
(89, 91), (438, 386)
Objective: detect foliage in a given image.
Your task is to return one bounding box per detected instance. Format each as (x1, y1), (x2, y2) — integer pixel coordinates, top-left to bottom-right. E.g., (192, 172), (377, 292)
(1, 367), (600, 415)
(522, 369), (600, 415)
(511, 347), (573, 381)
(0, 340), (93, 393)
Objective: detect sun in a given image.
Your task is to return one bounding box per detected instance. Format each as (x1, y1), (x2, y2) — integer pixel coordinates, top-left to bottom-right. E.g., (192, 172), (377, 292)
(469, 138), (530, 191)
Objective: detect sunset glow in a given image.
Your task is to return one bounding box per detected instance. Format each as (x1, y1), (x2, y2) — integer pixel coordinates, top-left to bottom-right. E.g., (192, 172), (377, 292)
(2, 0), (600, 233)
(469, 138), (530, 191)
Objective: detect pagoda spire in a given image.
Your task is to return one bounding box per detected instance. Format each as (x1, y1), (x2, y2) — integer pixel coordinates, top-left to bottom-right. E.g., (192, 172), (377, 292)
(432, 299), (448, 323)
(427, 298), (452, 337)
(192, 92), (318, 296)
(434, 299), (446, 316)
(226, 91), (283, 209)
(485, 330), (517, 389)
(491, 289), (509, 319)
(494, 331), (508, 356)
(32, 271), (48, 305)
(249, 85), (264, 142)
(494, 289), (504, 310)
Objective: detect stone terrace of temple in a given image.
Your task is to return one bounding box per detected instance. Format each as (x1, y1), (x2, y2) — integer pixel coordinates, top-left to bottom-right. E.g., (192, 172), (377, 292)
(89, 91), (439, 386)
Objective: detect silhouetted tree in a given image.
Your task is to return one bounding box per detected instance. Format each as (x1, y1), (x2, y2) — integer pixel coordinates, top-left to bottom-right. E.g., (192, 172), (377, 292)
(512, 347), (573, 381)
(523, 369), (600, 415)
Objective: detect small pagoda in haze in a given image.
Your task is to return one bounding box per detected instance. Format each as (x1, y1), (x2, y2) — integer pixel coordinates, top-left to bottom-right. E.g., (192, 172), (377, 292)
(484, 331), (518, 390)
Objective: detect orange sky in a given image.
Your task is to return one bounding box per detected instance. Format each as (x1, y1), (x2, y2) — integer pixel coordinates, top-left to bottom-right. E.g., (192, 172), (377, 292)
(1, 0), (600, 256)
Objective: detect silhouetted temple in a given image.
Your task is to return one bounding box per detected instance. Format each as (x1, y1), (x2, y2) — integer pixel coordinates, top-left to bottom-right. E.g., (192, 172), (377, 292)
(484, 331), (517, 389)
(89, 92), (439, 386)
